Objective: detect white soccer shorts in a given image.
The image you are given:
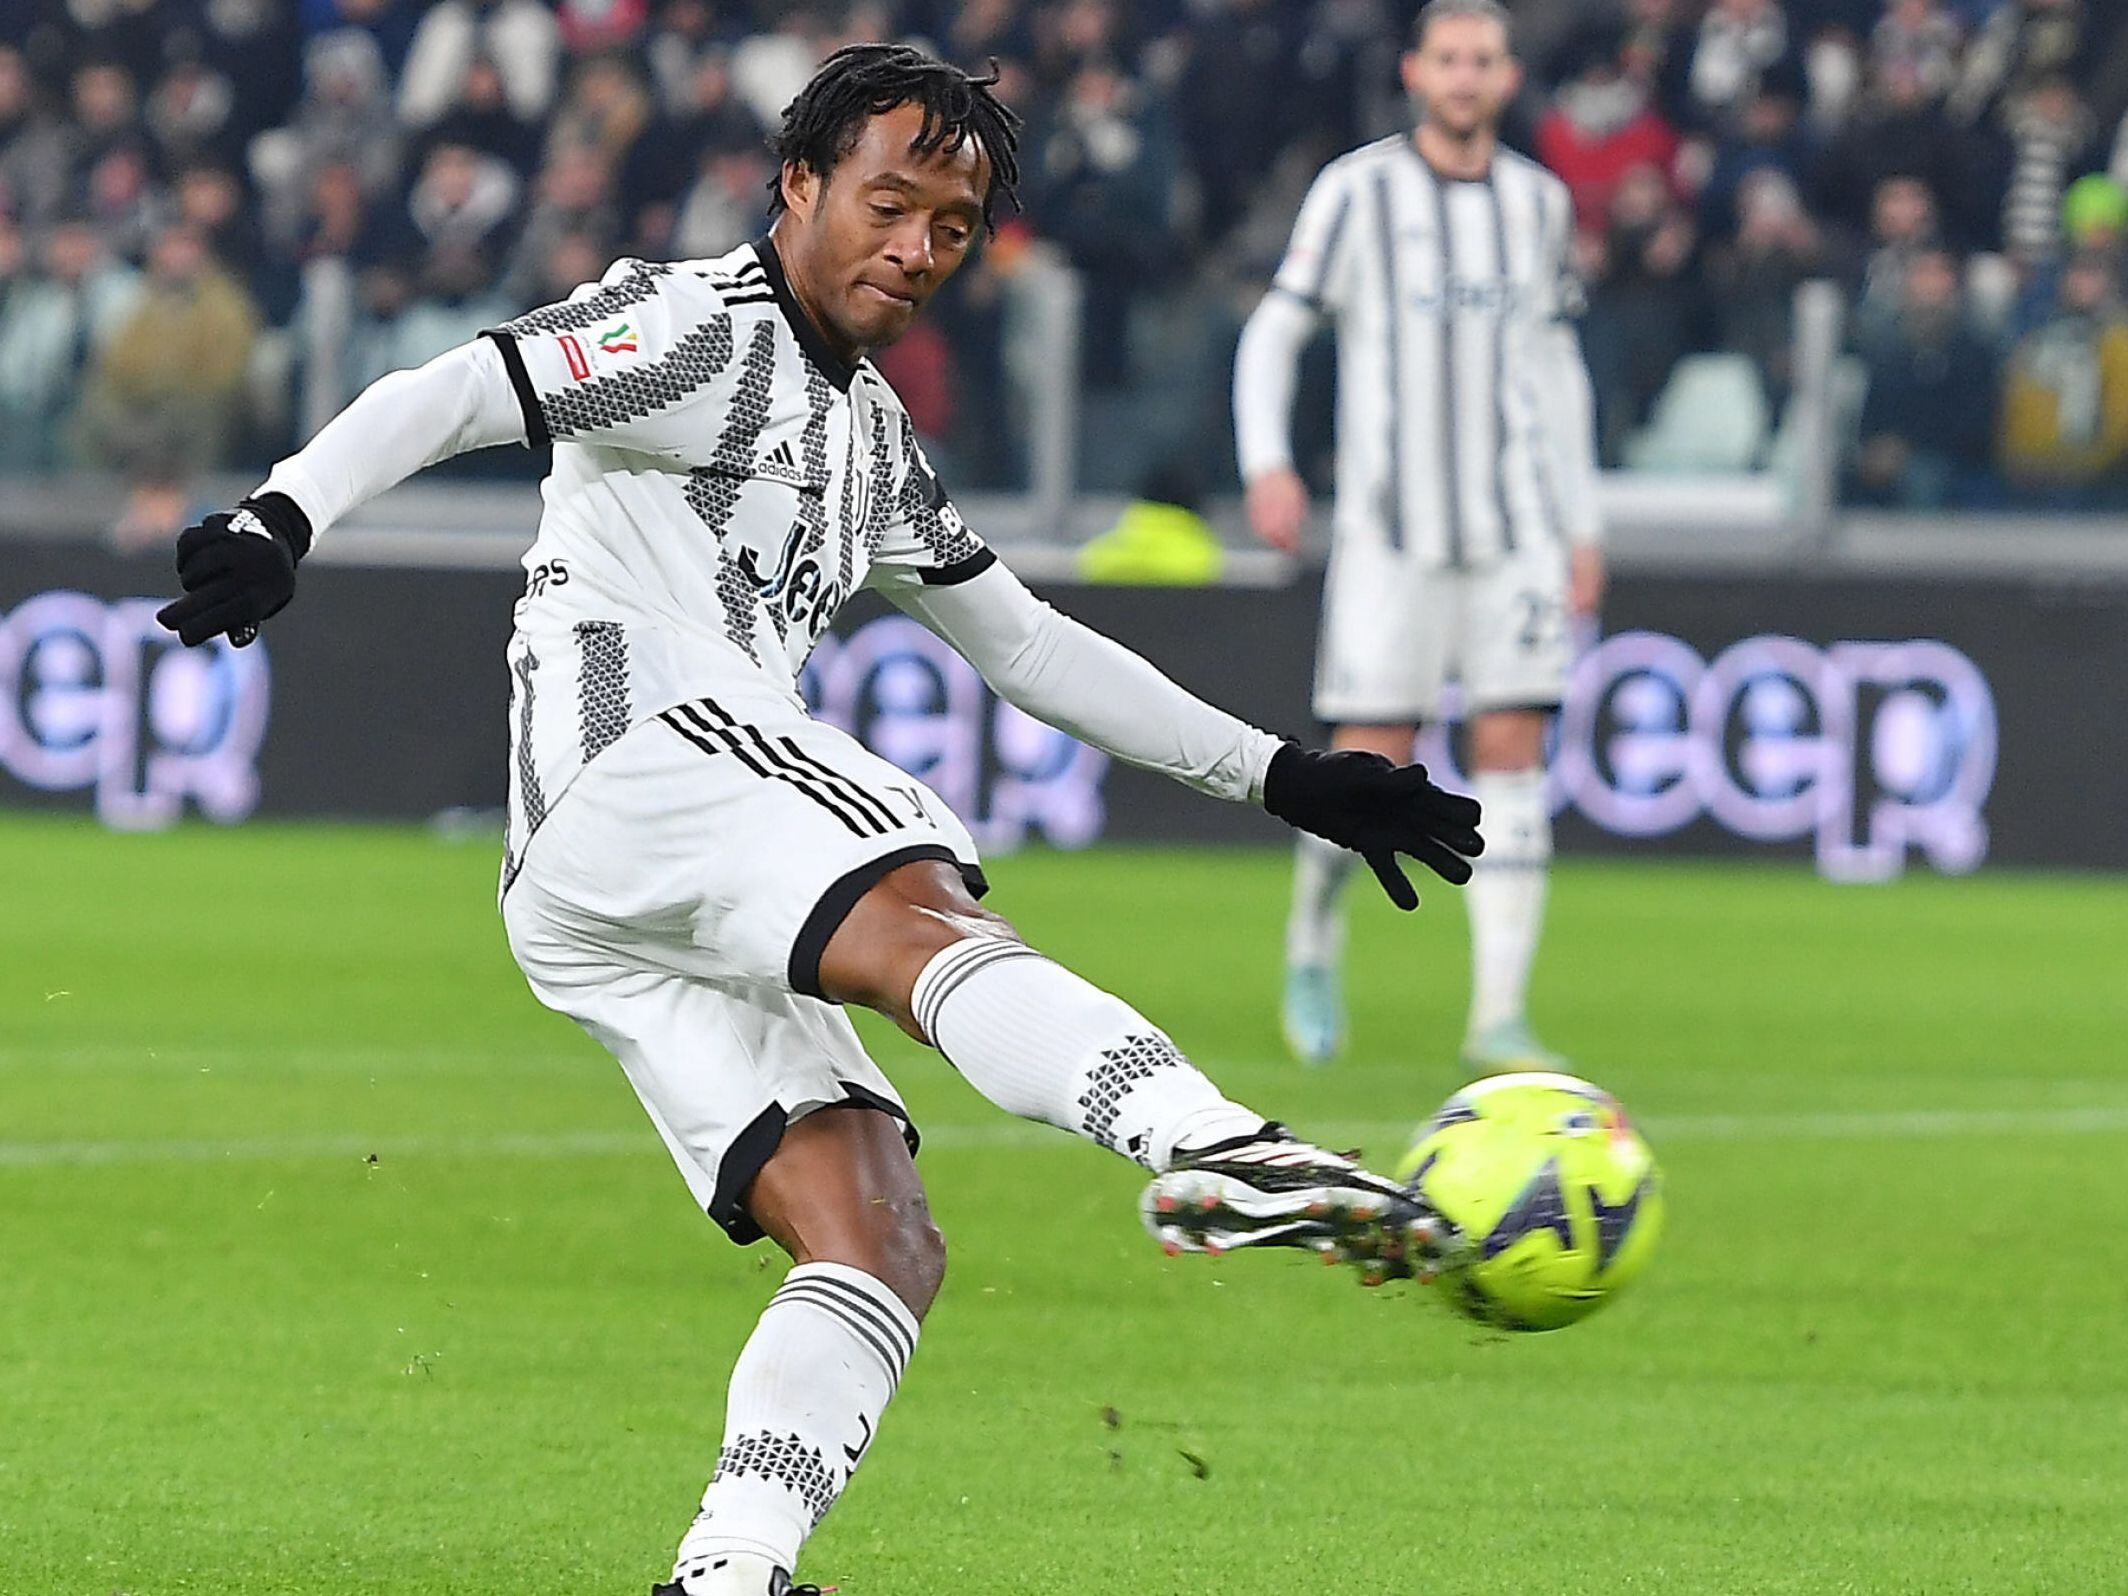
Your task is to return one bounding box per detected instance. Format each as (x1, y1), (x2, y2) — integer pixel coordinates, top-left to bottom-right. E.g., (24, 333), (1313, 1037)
(1312, 534), (1572, 724)
(502, 674), (985, 1243)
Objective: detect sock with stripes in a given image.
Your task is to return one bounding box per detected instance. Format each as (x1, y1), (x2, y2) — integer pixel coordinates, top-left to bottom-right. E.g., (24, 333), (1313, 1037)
(1463, 768), (1552, 1038)
(910, 938), (1264, 1170)
(1285, 831), (1356, 970)
(671, 1262), (918, 1587)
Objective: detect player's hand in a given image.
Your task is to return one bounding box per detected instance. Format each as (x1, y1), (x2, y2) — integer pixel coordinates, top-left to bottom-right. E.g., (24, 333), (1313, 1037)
(1567, 542), (1605, 620)
(1261, 744), (1484, 910)
(1244, 467), (1309, 553)
(155, 493), (313, 648)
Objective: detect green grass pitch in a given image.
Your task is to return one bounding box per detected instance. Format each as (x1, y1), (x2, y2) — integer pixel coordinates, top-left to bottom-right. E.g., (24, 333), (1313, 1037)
(4, 813), (2125, 1594)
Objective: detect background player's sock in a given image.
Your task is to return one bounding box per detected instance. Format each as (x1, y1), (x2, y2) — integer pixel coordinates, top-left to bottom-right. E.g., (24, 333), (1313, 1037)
(1285, 832), (1355, 969)
(912, 939), (1263, 1169)
(1463, 768), (1552, 1038)
(671, 1262), (918, 1588)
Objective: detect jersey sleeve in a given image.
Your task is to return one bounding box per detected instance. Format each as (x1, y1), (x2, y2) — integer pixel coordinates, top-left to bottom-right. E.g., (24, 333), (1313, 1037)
(479, 257), (740, 458)
(1270, 163), (1358, 315)
(863, 410), (995, 590)
(1537, 175), (1588, 323)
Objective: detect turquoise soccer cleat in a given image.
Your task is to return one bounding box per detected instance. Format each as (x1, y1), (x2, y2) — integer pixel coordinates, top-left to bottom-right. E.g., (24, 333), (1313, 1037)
(1460, 1018), (1571, 1076)
(1280, 963), (1345, 1066)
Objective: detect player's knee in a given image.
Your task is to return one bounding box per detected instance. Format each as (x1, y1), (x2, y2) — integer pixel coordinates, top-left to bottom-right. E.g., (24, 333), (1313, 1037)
(818, 860), (1018, 1033)
(869, 1189), (948, 1315)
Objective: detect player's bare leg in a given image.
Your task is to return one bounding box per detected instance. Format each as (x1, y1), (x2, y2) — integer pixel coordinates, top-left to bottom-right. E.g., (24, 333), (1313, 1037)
(822, 861), (1458, 1274)
(1282, 722), (1414, 1064)
(1461, 708), (1566, 1073)
(661, 1108), (938, 1596)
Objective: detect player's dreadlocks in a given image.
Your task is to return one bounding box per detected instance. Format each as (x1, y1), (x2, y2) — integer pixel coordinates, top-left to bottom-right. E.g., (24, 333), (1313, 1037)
(767, 43), (1022, 231)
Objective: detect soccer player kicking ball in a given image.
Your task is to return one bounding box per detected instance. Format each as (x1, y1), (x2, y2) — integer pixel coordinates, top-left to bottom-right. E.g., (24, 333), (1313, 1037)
(157, 46), (1480, 1596)
(1235, 0), (1605, 1073)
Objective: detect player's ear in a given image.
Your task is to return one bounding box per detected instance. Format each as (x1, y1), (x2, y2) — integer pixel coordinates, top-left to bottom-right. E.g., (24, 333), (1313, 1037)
(781, 159), (818, 222)
(1399, 49), (1423, 96)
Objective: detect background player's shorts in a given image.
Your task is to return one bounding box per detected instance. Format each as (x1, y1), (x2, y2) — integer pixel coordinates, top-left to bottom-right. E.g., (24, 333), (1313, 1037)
(1313, 534), (1572, 723)
(502, 674), (985, 1242)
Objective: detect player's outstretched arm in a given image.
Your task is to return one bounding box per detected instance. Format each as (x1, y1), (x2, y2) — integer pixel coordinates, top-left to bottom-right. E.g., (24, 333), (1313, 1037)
(157, 338), (526, 648)
(888, 561), (1482, 906)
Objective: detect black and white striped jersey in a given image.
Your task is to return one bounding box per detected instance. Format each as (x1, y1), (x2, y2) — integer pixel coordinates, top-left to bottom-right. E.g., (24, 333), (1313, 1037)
(1238, 135), (1603, 567)
(478, 237), (992, 887)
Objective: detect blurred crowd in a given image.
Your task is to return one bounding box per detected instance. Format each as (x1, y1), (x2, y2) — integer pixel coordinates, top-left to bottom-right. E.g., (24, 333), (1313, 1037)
(5, 0), (2128, 527)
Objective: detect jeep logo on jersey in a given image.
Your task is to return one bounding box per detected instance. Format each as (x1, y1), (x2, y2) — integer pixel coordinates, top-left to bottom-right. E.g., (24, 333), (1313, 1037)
(597, 320), (639, 355)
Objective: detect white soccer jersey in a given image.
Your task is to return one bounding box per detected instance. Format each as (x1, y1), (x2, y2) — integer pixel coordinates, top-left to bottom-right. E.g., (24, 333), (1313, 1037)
(1241, 135), (1602, 567)
(477, 239), (993, 888)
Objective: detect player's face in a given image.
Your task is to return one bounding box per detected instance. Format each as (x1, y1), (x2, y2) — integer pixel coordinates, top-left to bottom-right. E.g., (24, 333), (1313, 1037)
(1403, 16), (1519, 139)
(780, 101), (988, 355)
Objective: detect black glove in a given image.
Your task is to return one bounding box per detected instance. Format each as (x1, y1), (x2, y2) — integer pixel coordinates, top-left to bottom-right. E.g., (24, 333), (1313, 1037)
(155, 492), (313, 648)
(1262, 743), (1485, 910)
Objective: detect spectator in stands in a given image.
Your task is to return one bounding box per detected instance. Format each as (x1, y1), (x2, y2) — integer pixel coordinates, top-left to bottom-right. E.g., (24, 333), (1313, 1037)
(1618, 0), (1702, 130)
(644, 0), (723, 116)
(73, 221), (258, 515)
(1537, 26), (1683, 231)
(1873, 0), (1965, 100)
(529, 227), (609, 306)
(62, 61), (146, 210)
(145, 48), (237, 172)
(251, 28), (402, 242)
(1852, 172), (1945, 342)
(558, 0), (653, 57)
(184, 0), (303, 151)
(1852, 245), (1995, 506)
(1023, 60), (1181, 390)
(1699, 65), (1817, 241)
(421, 54), (543, 177)
(1815, 57), (2005, 250)
(0, 213), (142, 467)
(297, 0), (419, 78)
(504, 143), (620, 301)
(406, 138), (521, 256)
(1174, 0), (1302, 249)
(1998, 72), (2098, 271)
(729, 9), (823, 132)
(400, 0), (560, 130)
(545, 51), (653, 172)
(1998, 247), (2128, 499)
(283, 157), (404, 274)
(350, 239), (514, 388)
(1711, 167), (1829, 400)
(623, 48), (763, 217)
(0, 43), (70, 227)
(1690, 0), (1792, 129)
(172, 164), (264, 287)
(1951, 0), (2087, 125)
(1583, 161), (1709, 465)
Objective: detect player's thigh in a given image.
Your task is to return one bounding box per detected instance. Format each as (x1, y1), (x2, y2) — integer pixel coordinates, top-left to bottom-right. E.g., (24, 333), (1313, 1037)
(1313, 533), (1454, 724)
(503, 905), (922, 1247)
(511, 679), (987, 1000)
(1461, 541), (1572, 718)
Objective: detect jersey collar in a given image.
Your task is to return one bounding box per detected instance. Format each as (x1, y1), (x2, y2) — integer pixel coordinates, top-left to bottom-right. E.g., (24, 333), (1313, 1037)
(751, 235), (859, 392)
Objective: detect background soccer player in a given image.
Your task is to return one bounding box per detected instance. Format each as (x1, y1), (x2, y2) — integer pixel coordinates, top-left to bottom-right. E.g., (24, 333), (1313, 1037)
(1234, 0), (1604, 1073)
(155, 44), (1481, 1596)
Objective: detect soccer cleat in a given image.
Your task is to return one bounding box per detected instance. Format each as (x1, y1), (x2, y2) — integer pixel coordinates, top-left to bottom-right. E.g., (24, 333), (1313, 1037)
(655, 1554), (831, 1595)
(1460, 1018), (1570, 1075)
(1280, 963), (1345, 1066)
(1142, 1124), (1466, 1287)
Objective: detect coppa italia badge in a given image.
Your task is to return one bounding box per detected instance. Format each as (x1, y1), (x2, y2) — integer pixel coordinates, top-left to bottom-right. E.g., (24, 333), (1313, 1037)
(597, 320), (639, 354)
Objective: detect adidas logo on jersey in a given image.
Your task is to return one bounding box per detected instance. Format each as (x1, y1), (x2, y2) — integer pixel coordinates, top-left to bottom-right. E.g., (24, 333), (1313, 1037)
(754, 439), (808, 489)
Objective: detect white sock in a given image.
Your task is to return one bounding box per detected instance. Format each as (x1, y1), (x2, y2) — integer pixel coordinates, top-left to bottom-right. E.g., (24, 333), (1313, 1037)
(1464, 768), (1552, 1038)
(1285, 832), (1355, 969)
(672, 1262), (918, 1587)
(911, 938), (1264, 1170)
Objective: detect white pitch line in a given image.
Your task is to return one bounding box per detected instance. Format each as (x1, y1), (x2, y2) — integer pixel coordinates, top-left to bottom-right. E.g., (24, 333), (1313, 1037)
(3, 1105), (2128, 1169)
